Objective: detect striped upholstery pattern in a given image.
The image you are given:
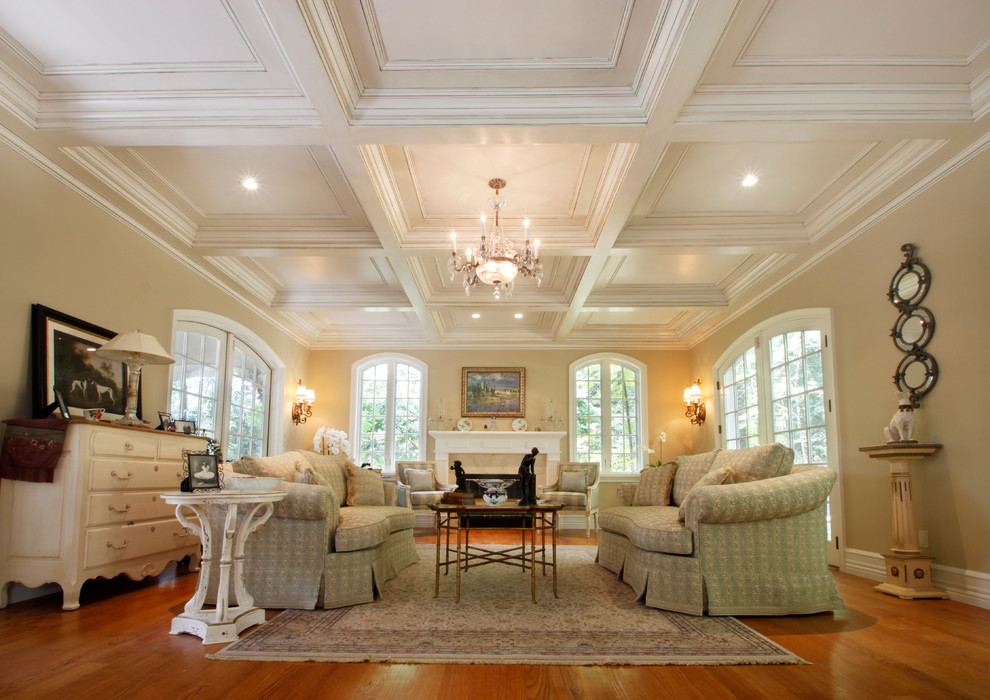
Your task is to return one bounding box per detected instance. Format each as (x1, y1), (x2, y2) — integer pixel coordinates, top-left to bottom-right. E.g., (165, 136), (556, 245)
(540, 461), (601, 537)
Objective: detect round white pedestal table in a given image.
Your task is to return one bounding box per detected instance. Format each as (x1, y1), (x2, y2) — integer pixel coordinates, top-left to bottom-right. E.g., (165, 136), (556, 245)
(162, 490), (286, 644)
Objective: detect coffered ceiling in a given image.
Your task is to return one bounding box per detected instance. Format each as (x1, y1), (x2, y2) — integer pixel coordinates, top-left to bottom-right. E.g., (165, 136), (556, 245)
(1, 0), (989, 348)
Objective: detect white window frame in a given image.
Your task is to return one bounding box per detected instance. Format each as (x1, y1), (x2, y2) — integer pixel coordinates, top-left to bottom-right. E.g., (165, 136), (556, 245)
(569, 353), (648, 481)
(169, 310), (286, 457)
(713, 308), (844, 566)
(350, 353), (428, 474)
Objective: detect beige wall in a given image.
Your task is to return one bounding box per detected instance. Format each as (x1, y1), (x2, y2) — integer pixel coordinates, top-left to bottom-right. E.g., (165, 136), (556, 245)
(689, 148), (990, 576)
(305, 347), (696, 510)
(0, 141), (310, 453)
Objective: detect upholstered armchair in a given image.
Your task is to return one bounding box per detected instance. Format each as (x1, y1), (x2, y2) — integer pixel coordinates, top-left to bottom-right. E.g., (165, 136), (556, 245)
(395, 461), (455, 510)
(538, 461), (600, 537)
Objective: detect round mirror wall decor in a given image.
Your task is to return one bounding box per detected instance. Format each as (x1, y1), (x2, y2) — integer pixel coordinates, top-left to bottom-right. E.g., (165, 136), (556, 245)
(887, 243), (937, 406)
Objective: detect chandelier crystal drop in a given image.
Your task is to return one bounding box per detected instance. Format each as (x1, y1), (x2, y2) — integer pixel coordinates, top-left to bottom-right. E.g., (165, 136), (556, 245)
(447, 178), (543, 299)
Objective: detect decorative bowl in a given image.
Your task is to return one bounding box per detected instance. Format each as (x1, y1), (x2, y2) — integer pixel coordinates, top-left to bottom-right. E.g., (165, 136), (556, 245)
(472, 478), (512, 506)
(226, 475), (283, 492)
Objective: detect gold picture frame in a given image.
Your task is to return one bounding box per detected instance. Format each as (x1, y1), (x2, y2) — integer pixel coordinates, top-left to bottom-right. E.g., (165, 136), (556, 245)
(461, 367), (525, 417)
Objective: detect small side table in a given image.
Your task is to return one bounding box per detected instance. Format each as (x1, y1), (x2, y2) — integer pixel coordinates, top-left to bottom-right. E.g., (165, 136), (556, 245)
(859, 443), (948, 600)
(162, 490), (286, 644)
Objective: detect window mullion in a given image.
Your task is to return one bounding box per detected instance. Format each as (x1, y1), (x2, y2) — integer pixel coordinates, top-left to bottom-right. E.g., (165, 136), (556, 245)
(218, 332), (235, 452)
(384, 359), (397, 469)
(755, 333), (773, 444)
(601, 362), (612, 473)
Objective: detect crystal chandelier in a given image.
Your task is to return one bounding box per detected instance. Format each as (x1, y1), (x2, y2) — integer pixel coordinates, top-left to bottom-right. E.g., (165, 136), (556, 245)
(448, 178), (543, 299)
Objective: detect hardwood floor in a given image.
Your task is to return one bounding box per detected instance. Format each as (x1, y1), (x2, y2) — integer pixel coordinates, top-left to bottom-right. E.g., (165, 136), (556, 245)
(1, 529), (988, 699)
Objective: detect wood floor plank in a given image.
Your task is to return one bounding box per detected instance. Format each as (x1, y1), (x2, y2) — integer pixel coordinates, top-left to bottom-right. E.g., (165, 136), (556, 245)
(1, 529), (989, 699)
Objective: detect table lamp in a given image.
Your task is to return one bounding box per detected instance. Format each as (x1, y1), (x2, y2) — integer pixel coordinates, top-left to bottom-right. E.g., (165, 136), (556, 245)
(94, 330), (174, 426)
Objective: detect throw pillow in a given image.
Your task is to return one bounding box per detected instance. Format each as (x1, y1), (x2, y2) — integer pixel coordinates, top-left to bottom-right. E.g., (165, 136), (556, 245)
(710, 443), (794, 483)
(633, 462), (677, 506)
(295, 461), (331, 487)
(670, 449), (721, 506)
(345, 462), (386, 506)
(678, 466), (735, 521)
(405, 468), (436, 492)
(236, 450), (309, 481)
(559, 469), (588, 493)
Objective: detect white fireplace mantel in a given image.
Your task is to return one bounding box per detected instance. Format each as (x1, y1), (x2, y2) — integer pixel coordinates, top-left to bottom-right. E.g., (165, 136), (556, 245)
(429, 430), (567, 486)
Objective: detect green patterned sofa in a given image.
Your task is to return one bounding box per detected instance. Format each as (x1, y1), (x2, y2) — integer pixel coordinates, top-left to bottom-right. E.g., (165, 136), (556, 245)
(207, 450), (417, 609)
(596, 443), (844, 616)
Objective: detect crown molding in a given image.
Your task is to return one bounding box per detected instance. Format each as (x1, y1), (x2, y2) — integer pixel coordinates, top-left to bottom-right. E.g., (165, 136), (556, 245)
(629, 0), (699, 115)
(617, 222), (809, 248)
(805, 138), (947, 241)
(680, 84), (974, 124)
(194, 226), (382, 253)
(358, 143), (411, 244)
(60, 145), (199, 245)
(297, 0), (364, 122)
(0, 58), (38, 127)
(272, 285), (410, 309)
(586, 285), (728, 307)
(971, 64), (990, 122)
(204, 256), (279, 304)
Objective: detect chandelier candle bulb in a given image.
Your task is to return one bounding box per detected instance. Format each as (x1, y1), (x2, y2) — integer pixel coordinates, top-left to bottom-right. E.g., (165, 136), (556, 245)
(524, 219), (530, 241)
(481, 214), (486, 236)
(450, 232), (456, 252)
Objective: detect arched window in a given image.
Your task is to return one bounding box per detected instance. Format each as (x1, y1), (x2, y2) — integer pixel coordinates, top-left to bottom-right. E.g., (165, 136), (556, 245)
(570, 354), (647, 477)
(168, 311), (285, 460)
(714, 308), (843, 564)
(351, 354), (427, 471)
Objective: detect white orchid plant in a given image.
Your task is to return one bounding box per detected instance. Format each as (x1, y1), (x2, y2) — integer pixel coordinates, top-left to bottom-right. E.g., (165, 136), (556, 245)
(313, 427), (351, 456)
(639, 432), (669, 468)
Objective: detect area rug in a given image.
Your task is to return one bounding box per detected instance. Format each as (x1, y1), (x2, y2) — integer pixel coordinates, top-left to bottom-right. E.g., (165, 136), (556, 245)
(210, 545), (805, 666)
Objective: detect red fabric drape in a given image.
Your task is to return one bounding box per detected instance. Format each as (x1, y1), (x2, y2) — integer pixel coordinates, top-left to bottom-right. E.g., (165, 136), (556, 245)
(0, 419), (71, 483)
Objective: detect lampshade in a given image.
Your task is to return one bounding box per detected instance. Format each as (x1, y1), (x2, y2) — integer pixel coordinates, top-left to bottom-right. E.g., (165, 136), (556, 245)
(94, 331), (174, 365)
(684, 383), (702, 404)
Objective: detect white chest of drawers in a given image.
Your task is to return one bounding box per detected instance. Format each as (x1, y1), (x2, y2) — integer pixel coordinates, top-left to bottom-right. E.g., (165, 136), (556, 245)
(0, 420), (209, 610)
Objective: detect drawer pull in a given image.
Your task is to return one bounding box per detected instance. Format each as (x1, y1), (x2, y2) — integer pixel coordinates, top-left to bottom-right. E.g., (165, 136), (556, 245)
(124, 441), (134, 451)
(108, 503), (131, 514)
(110, 470), (133, 480)
(175, 527), (191, 538)
(106, 539), (129, 550)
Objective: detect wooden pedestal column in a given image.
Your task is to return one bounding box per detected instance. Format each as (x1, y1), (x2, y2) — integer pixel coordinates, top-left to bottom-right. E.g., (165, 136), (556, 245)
(859, 443), (948, 600)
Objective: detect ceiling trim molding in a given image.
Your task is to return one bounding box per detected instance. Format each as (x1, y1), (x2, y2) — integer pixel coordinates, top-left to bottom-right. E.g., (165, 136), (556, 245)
(358, 143), (410, 244)
(584, 142), (640, 245)
(688, 129), (990, 350)
(204, 256), (279, 304)
(586, 285), (728, 307)
(193, 226), (382, 252)
(805, 138), (948, 241)
(0, 57), (38, 127)
(630, 0), (699, 114)
(298, 0), (365, 122)
(617, 222), (808, 248)
(365, 0), (633, 72)
(272, 286), (410, 309)
(274, 310), (324, 340)
(971, 64), (990, 121)
(680, 84), (975, 124)
(721, 252), (792, 300)
(61, 145), (199, 246)
(0, 121), (310, 346)
(34, 89), (322, 130)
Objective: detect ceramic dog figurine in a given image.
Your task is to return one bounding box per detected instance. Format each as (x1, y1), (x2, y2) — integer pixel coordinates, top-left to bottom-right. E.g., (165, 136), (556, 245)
(883, 391), (916, 443)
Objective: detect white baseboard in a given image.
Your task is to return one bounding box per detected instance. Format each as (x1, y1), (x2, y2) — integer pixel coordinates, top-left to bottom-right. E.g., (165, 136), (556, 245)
(843, 548), (990, 609)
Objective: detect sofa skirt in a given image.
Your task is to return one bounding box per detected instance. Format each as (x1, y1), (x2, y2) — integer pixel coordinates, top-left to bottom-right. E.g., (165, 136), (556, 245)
(596, 530), (705, 615)
(320, 527), (418, 609)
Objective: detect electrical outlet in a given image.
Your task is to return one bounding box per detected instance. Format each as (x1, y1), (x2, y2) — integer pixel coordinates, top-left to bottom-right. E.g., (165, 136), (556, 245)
(918, 530), (929, 548)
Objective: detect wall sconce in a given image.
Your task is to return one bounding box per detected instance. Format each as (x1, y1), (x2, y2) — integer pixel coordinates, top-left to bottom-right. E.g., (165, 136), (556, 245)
(292, 379), (315, 425)
(683, 380), (706, 426)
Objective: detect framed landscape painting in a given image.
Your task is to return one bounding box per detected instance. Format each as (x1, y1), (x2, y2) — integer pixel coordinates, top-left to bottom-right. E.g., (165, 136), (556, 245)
(461, 367), (525, 417)
(31, 304), (136, 421)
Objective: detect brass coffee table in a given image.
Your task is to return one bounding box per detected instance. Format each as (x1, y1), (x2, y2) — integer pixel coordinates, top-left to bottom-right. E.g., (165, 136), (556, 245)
(428, 500), (565, 603)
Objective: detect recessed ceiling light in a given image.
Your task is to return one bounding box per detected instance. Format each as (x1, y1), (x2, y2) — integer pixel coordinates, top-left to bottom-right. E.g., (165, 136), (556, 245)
(471, 313), (481, 319)
(242, 177), (259, 190)
(514, 313), (523, 319)
(741, 173), (758, 187)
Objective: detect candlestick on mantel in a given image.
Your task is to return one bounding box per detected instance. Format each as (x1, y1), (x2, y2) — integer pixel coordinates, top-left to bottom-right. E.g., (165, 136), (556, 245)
(859, 443), (947, 600)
